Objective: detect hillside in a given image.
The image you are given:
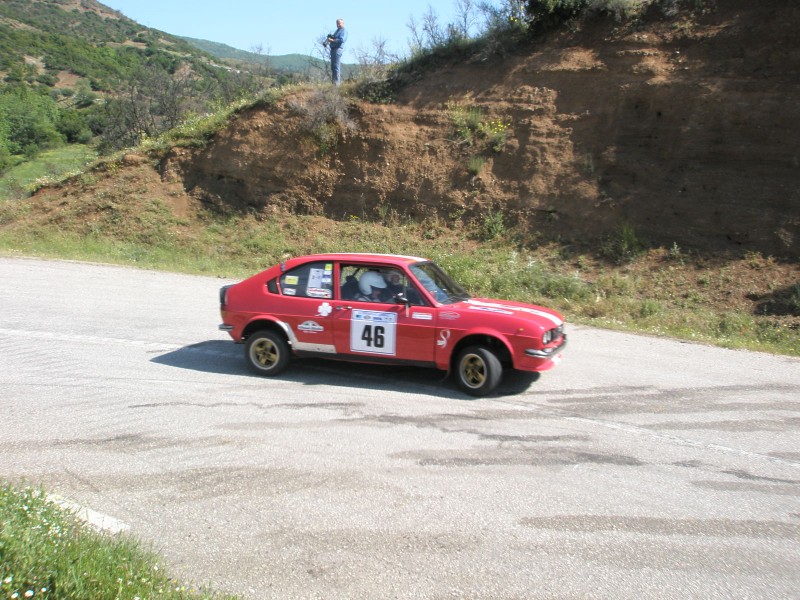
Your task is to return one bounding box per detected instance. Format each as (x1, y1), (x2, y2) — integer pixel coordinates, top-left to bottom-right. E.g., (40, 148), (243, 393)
(0, 0), (223, 90)
(151, 0), (799, 259)
(4, 0), (800, 339)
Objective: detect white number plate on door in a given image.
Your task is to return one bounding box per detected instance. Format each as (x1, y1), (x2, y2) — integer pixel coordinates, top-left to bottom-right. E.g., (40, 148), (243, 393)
(350, 310), (397, 355)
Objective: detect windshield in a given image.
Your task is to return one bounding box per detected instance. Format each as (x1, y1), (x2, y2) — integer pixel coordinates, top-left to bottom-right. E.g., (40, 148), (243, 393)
(409, 261), (471, 305)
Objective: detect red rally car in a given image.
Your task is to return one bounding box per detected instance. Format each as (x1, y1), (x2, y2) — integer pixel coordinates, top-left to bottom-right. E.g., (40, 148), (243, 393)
(219, 253), (567, 396)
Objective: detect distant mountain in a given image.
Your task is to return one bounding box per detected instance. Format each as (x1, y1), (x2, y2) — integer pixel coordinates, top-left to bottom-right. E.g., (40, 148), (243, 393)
(178, 37), (327, 74)
(0, 0), (230, 92)
(179, 36), (356, 78)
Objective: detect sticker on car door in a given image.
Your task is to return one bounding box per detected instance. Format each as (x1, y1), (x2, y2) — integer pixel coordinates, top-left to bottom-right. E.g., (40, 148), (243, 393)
(350, 309), (397, 355)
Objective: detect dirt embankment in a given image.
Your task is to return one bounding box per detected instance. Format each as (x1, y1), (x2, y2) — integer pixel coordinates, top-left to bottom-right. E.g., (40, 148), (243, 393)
(151, 0), (798, 260)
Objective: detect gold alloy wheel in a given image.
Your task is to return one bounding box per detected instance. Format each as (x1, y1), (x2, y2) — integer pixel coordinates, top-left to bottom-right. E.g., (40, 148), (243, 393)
(460, 353), (487, 388)
(252, 338), (279, 369)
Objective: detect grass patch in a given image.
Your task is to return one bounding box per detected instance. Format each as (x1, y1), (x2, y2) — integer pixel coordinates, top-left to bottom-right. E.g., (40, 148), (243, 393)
(0, 483), (235, 599)
(0, 146), (97, 199)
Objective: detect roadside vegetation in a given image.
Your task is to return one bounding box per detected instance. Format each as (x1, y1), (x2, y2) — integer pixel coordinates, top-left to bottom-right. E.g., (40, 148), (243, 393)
(1, 192), (797, 357)
(1, 0), (795, 361)
(0, 483), (236, 600)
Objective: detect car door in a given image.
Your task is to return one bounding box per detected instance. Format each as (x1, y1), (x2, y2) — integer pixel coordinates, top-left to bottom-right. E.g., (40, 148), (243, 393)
(332, 264), (437, 364)
(277, 260), (337, 354)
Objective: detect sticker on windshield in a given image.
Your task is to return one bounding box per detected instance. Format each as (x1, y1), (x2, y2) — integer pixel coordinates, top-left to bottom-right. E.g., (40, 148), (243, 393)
(350, 310), (397, 355)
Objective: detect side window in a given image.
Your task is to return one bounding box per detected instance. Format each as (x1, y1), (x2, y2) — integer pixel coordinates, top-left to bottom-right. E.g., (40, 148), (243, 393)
(340, 265), (362, 300)
(279, 262), (333, 299)
(340, 264), (426, 305)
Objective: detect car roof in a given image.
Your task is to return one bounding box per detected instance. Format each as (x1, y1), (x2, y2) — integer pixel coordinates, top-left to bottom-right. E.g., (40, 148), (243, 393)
(289, 253), (429, 267)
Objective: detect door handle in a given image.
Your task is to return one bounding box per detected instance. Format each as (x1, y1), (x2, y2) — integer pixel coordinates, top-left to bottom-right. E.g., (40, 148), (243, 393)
(336, 305), (352, 311)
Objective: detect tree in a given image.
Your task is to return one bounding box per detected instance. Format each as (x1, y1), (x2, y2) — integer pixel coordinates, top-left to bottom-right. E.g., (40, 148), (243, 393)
(454, 0), (480, 37)
(98, 65), (201, 149)
(0, 85), (64, 157)
(57, 109), (92, 144)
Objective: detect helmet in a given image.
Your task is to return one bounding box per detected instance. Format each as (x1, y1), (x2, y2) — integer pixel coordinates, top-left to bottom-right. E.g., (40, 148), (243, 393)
(359, 271), (387, 295)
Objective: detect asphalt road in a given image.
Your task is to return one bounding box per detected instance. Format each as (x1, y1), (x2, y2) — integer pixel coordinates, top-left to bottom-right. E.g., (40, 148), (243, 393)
(1, 256), (799, 599)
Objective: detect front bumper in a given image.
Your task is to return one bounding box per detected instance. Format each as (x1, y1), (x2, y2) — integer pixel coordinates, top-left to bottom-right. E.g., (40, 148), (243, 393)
(525, 334), (568, 359)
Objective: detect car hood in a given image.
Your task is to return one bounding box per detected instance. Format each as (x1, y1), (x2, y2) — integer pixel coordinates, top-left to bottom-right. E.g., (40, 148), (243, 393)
(449, 298), (565, 328)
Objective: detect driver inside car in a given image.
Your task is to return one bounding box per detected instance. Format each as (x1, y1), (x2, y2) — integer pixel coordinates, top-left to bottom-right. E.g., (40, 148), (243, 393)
(354, 271), (388, 302)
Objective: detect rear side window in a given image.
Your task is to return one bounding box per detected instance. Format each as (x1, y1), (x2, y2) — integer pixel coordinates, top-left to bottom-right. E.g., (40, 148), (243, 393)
(279, 261), (333, 299)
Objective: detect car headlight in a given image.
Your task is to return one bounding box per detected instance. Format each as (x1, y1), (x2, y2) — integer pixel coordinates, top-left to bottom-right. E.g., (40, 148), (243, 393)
(542, 325), (564, 345)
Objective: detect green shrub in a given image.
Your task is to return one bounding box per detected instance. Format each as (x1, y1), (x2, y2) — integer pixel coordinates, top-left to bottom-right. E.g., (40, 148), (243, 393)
(288, 87), (356, 154)
(354, 78), (396, 104)
(525, 0), (590, 29)
(467, 156), (486, 175)
(600, 224), (645, 264)
(480, 118), (510, 152)
(480, 209), (507, 241)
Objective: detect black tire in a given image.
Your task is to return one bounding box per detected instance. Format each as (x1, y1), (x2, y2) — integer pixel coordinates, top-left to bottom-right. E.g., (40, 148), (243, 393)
(245, 330), (290, 376)
(454, 345), (502, 397)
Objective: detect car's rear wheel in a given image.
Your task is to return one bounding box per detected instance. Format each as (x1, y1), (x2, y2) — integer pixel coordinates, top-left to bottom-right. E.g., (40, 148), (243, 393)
(245, 330), (290, 376)
(455, 345), (502, 396)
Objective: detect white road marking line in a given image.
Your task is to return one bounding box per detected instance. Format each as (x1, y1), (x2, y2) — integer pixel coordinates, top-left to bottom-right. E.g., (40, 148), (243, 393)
(48, 495), (130, 534)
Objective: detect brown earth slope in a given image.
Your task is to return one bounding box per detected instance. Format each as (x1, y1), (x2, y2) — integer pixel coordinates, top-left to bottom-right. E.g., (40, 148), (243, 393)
(154, 0), (799, 259)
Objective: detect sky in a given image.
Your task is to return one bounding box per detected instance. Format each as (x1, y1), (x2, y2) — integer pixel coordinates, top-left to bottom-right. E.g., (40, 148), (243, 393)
(99, 0), (468, 59)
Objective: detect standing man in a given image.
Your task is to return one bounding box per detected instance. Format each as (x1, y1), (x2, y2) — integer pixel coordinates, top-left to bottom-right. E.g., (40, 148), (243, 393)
(326, 18), (347, 86)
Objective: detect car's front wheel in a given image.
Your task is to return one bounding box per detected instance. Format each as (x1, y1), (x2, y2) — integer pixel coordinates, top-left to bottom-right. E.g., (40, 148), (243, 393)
(454, 345), (502, 396)
(245, 330), (290, 376)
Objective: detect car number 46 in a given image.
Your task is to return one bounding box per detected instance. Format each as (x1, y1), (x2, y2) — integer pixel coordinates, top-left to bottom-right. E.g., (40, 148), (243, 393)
(350, 310), (397, 355)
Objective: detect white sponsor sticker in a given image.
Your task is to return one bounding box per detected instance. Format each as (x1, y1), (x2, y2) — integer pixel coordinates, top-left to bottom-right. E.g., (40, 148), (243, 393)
(307, 287), (332, 299)
(412, 312), (433, 320)
(437, 330), (451, 349)
(308, 268), (326, 289)
(350, 310), (397, 355)
(298, 320), (325, 333)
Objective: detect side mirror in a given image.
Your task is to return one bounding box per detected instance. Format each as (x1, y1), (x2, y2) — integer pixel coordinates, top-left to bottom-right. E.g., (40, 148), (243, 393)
(394, 293), (410, 305)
